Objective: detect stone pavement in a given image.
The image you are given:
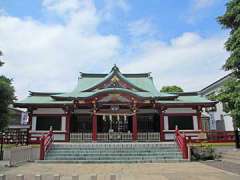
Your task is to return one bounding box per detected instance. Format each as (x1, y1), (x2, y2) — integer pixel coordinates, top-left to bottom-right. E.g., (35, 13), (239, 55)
(203, 160), (240, 176)
(1, 162), (240, 180)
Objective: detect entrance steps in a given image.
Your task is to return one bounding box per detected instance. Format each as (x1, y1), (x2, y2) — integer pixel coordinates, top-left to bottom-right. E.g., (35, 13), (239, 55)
(38, 142), (187, 163)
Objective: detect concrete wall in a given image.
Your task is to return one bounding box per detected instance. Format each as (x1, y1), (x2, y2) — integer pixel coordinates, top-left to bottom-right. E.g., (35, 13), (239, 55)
(3, 147), (40, 161)
(165, 108), (196, 114)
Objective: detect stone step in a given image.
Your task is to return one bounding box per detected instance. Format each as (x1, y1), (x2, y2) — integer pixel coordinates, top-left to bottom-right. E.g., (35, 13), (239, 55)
(43, 142), (185, 163)
(46, 155), (182, 159)
(49, 148), (179, 152)
(53, 145), (178, 149)
(45, 155), (183, 160)
(52, 143), (177, 148)
(51, 147), (178, 150)
(37, 159), (187, 163)
(46, 152), (181, 156)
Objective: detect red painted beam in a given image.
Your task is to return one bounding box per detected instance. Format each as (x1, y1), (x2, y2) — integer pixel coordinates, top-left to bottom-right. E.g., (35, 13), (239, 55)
(65, 110), (71, 142)
(197, 111), (203, 130)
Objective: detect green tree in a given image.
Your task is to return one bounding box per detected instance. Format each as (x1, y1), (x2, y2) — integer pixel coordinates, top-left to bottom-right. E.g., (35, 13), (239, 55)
(216, 0), (240, 128)
(160, 85), (183, 93)
(0, 51), (15, 130)
(218, 0), (240, 75)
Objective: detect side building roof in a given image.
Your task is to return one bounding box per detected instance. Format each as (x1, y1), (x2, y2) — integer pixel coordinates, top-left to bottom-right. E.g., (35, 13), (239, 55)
(199, 73), (233, 96)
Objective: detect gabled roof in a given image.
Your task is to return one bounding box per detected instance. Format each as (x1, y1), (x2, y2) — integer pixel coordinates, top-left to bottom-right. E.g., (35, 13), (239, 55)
(14, 65), (216, 107)
(81, 65), (148, 92)
(51, 65), (177, 100)
(199, 73), (233, 95)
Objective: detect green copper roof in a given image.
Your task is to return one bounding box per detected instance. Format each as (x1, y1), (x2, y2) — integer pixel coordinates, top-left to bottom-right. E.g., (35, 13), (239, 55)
(14, 65), (216, 107)
(15, 95), (72, 106)
(158, 95), (216, 105)
(52, 65), (176, 100)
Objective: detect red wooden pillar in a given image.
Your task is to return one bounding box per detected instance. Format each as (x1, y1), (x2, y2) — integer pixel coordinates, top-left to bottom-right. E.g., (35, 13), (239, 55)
(197, 110), (203, 130)
(28, 112), (32, 129)
(159, 110), (165, 141)
(132, 113), (137, 141)
(39, 135), (45, 160)
(65, 110), (71, 142)
(27, 110), (33, 144)
(92, 113), (97, 142)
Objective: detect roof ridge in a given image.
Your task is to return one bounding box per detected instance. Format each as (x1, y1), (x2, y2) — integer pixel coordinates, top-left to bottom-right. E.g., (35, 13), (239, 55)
(29, 91), (64, 96)
(79, 73), (151, 78)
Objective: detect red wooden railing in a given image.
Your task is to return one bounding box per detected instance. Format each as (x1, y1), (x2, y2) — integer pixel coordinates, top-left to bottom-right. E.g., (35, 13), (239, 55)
(39, 130), (54, 160)
(206, 131), (235, 142)
(175, 127), (188, 159)
(184, 130), (235, 143)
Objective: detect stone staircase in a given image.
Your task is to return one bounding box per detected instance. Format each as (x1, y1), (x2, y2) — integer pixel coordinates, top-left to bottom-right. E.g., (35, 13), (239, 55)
(38, 142), (187, 163)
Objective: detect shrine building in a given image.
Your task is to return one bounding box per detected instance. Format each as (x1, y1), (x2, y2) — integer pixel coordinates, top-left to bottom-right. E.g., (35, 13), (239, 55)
(15, 65), (216, 143)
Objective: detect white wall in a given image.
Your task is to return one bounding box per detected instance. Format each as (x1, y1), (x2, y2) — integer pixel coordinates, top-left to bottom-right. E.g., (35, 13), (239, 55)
(224, 115), (234, 131)
(32, 116), (37, 131)
(205, 102), (234, 131)
(165, 108), (196, 114)
(33, 108), (64, 114)
(193, 116), (198, 130)
(164, 116), (168, 130)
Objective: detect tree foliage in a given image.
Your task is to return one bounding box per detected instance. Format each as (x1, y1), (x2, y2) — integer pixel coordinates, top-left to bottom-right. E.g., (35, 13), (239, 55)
(0, 51), (15, 130)
(160, 85), (183, 93)
(217, 0), (240, 75)
(216, 0), (240, 128)
(216, 77), (240, 127)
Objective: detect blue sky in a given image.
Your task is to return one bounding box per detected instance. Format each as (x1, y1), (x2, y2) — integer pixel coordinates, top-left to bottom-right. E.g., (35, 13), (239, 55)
(0, 0), (229, 98)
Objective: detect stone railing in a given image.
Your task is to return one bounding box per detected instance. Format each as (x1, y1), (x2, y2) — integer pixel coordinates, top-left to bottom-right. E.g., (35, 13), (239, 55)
(137, 132), (160, 142)
(70, 133), (92, 142)
(70, 132), (160, 142)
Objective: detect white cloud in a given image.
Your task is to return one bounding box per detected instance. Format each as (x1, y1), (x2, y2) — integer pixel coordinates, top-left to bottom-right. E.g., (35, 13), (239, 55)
(121, 32), (228, 91)
(100, 0), (130, 21)
(0, 8), (7, 16)
(43, 0), (80, 14)
(185, 0), (216, 24)
(0, 0), (228, 100)
(128, 18), (156, 37)
(193, 0), (216, 10)
(0, 0), (121, 99)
